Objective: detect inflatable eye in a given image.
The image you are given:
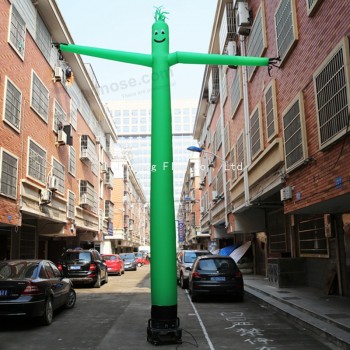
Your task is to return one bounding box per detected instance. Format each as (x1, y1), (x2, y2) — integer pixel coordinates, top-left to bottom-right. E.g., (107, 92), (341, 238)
(154, 30), (158, 35)
(161, 30), (165, 34)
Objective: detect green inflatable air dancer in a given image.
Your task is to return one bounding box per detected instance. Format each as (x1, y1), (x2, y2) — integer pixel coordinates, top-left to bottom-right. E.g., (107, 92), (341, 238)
(58, 7), (277, 345)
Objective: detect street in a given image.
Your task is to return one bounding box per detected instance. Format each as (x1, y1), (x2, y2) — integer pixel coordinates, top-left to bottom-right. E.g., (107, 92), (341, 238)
(0, 266), (340, 350)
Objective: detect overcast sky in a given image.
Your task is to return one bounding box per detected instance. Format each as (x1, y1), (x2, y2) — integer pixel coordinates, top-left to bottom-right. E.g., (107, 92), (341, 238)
(56, 0), (217, 102)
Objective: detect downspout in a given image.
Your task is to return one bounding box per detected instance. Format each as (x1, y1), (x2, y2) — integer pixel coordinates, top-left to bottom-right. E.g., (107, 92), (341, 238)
(241, 41), (251, 207)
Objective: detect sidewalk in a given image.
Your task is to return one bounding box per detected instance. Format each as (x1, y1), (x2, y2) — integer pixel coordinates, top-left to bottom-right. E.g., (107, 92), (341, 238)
(244, 275), (350, 350)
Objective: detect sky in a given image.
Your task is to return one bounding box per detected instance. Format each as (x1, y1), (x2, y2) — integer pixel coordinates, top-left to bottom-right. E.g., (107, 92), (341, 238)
(56, 0), (217, 102)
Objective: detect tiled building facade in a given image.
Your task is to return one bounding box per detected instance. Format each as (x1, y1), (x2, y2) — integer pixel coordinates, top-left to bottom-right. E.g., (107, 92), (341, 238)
(193, 0), (350, 294)
(0, 0), (117, 262)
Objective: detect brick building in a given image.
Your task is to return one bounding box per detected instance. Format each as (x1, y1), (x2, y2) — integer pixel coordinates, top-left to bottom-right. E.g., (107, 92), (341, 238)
(0, 0), (117, 262)
(193, 0), (350, 295)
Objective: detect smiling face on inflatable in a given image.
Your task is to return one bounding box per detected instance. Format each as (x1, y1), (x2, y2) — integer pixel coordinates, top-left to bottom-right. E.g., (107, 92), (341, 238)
(152, 20), (169, 54)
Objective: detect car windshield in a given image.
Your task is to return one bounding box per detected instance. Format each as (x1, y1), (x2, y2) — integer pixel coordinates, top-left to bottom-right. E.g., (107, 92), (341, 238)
(120, 254), (134, 261)
(198, 258), (235, 271)
(0, 261), (39, 279)
(103, 255), (116, 261)
(184, 252), (208, 264)
(65, 252), (91, 262)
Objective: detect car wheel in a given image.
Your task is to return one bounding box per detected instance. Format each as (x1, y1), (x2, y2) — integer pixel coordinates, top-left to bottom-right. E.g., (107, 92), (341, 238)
(65, 289), (76, 309)
(180, 274), (187, 289)
(40, 297), (53, 325)
(94, 273), (101, 288)
(137, 262), (142, 267)
(104, 272), (108, 284)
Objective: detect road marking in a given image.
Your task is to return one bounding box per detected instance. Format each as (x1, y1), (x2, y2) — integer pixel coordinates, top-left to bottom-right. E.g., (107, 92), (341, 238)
(186, 290), (216, 350)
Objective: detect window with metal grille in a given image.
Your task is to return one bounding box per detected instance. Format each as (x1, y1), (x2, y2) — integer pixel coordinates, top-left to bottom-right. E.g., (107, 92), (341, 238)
(53, 100), (67, 133)
(216, 166), (224, 196)
(313, 38), (350, 149)
(70, 100), (78, 130)
(52, 158), (65, 193)
(28, 139), (46, 184)
(208, 67), (220, 104)
(219, 66), (227, 102)
(275, 0), (298, 63)
(80, 180), (98, 213)
(105, 200), (114, 219)
(215, 122), (222, 152)
(4, 77), (22, 131)
(31, 72), (49, 123)
(35, 14), (51, 62)
(237, 132), (245, 175)
(306, 0), (324, 16)
(9, 6), (26, 58)
(250, 103), (263, 159)
(298, 214), (329, 257)
(268, 209), (287, 253)
(219, 1), (236, 54)
(230, 146), (237, 183)
(67, 191), (75, 219)
(264, 80), (278, 141)
(69, 146), (76, 176)
(80, 135), (96, 162)
(230, 68), (242, 118)
(247, 3), (267, 80)
(0, 149), (18, 199)
(282, 93), (307, 172)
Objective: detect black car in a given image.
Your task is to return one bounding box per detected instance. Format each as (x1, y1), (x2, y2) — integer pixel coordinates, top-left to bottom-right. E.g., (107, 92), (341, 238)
(188, 255), (244, 302)
(57, 248), (108, 288)
(119, 253), (137, 271)
(0, 259), (76, 325)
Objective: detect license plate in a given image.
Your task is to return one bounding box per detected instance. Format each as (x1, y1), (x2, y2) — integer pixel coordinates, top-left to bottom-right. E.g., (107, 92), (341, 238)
(211, 276), (225, 281)
(69, 265), (81, 270)
(0, 290), (8, 296)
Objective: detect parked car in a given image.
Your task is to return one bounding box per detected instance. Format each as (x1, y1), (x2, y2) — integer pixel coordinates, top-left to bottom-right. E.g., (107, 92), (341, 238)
(176, 249), (211, 289)
(188, 255), (244, 302)
(101, 254), (125, 275)
(119, 253), (137, 271)
(0, 259), (76, 325)
(134, 252), (149, 267)
(57, 248), (108, 288)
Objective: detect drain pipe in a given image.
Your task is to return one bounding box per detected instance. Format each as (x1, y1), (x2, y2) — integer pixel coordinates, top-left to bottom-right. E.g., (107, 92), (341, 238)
(241, 40), (251, 208)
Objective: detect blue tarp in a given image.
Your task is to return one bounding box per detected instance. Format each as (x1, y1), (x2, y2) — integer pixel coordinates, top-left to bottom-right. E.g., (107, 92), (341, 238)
(219, 244), (241, 256)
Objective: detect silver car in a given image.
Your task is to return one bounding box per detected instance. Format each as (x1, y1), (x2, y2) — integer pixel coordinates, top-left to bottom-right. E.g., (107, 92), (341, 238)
(176, 250), (210, 289)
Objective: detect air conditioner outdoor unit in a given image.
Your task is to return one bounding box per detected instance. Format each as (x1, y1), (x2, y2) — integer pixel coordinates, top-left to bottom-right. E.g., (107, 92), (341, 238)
(54, 66), (63, 82)
(212, 191), (218, 200)
(80, 193), (89, 207)
(57, 130), (67, 145)
(48, 176), (58, 191)
(40, 189), (52, 204)
(101, 163), (107, 173)
(236, 1), (251, 36)
(227, 41), (237, 56)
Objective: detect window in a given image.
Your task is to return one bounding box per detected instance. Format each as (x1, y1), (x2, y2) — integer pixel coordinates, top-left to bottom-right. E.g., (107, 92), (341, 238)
(219, 66), (227, 102)
(306, 0), (324, 16)
(35, 14), (51, 62)
(282, 93), (308, 172)
(4, 77), (22, 131)
(8, 6), (26, 58)
(237, 132), (245, 175)
(68, 146), (76, 176)
(0, 149), (18, 199)
(313, 38), (350, 149)
(28, 139), (46, 184)
(53, 100), (67, 133)
(31, 71), (49, 123)
(216, 166), (224, 196)
(67, 191), (75, 219)
(70, 100), (78, 130)
(223, 123), (230, 157)
(250, 103), (263, 159)
(52, 158), (65, 193)
(230, 68), (243, 118)
(264, 80), (278, 141)
(247, 2), (267, 80)
(214, 121), (222, 152)
(298, 215), (329, 257)
(275, 0), (298, 63)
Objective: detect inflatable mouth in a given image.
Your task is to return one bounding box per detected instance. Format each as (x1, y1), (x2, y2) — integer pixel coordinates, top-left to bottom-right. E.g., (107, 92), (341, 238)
(154, 38), (166, 43)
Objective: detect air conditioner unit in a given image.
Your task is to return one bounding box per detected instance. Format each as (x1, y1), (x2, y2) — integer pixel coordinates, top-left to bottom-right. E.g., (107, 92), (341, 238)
(280, 186), (293, 201)
(101, 163), (107, 173)
(40, 189), (52, 204)
(227, 41), (237, 56)
(212, 191), (218, 200)
(54, 66), (63, 82)
(57, 130), (67, 145)
(80, 193), (89, 207)
(48, 176), (58, 191)
(80, 149), (90, 162)
(236, 1), (251, 36)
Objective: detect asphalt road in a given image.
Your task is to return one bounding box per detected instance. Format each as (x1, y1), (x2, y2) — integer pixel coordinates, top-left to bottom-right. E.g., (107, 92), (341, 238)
(0, 265), (340, 350)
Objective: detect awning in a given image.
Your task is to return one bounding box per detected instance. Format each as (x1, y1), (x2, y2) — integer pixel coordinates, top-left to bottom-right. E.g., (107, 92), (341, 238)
(230, 241), (252, 263)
